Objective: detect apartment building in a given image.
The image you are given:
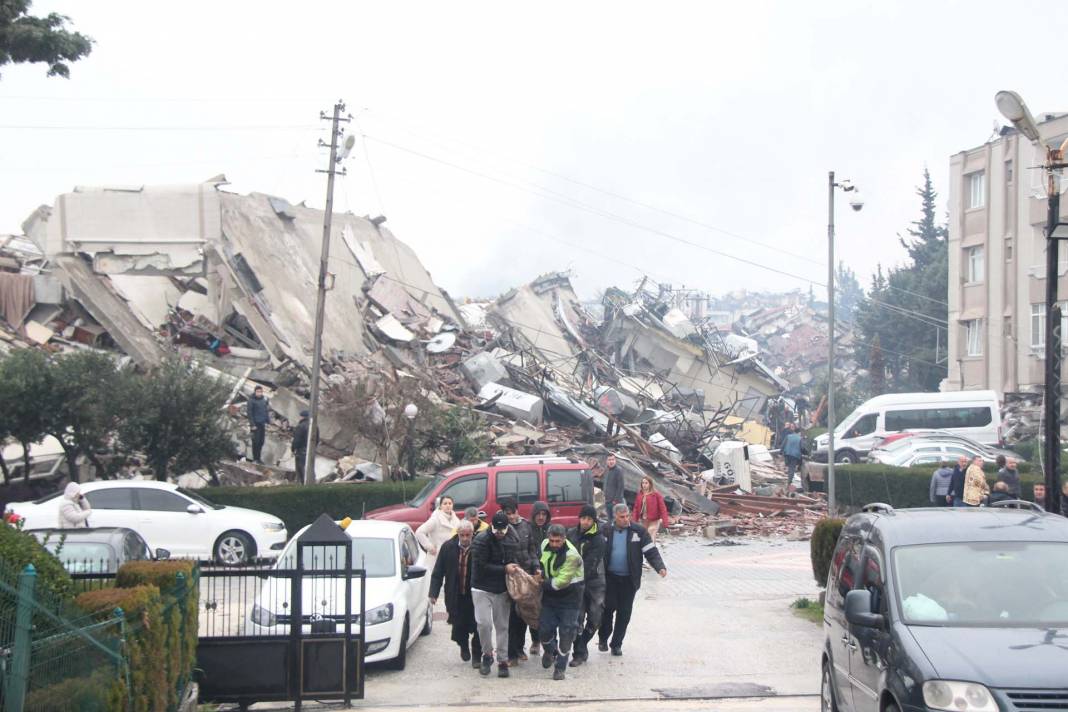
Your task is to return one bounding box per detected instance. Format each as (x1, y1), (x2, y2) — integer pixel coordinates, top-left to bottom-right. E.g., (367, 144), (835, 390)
(945, 112), (1068, 396)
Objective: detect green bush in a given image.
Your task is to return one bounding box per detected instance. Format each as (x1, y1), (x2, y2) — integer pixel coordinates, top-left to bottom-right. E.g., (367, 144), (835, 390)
(200, 480), (426, 534)
(0, 519), (74, 601)
(810, 518), (845, 587)
(24, 668), (126, 712)
(828, 464), (1044, 510)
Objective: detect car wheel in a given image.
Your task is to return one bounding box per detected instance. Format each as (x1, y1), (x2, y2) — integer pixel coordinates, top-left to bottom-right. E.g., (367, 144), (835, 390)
(835, 450), (857, 464)
(387, 615), (409, 671)
(214, 531), (253, 566)
(821, 660), (839, 712)
(420, 602), (433, 636)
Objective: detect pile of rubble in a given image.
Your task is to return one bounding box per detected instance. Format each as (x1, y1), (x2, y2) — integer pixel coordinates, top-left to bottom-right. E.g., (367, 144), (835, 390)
(0, 178), (823, 538)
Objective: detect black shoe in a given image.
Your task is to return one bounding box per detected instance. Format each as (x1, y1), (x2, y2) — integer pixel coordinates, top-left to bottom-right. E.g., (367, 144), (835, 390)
(597, 641), (609, 652)
(472, 656), (481, 669)
(479, 656), (493, 676)
(569, 655), (585, 668)
(553, 667), (566, 681)
(610, 646), (622, 656)
(460, 646), (471, 662)
(541, 648), (554, 669)
(498, 662), (510, 678)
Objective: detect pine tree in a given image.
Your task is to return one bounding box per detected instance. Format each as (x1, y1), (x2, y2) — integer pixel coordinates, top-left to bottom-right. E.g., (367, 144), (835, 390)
(869, 334), (886, 395)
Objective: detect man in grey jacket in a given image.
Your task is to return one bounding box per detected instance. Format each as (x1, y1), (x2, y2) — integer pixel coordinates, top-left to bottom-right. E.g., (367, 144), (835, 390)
(928, 461), (955, 506)
(246, 386), (270, 464)
(602, 453), (625, 514)
(996, 457), (1021, 498)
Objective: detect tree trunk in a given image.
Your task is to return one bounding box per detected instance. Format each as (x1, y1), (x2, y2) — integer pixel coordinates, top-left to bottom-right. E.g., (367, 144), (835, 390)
(0, 454), (10, 485)
(86, 451), (109, 480)
(20, 441), (31, 485)
(55, 436), (81, 483)
(154, 457), (168, 482)
(206, 463), (221, 487)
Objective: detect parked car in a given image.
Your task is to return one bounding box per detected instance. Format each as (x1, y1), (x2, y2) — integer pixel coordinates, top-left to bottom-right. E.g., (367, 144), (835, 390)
(249, 519), (431, 669)
(8, 480), (286, 565)
(866, 431), (1022, 468)
(822, 502), (1068, 712)
(814, 390), (1002, 463)
(365, 455), (594, 530)
(28, 527), (166, 574)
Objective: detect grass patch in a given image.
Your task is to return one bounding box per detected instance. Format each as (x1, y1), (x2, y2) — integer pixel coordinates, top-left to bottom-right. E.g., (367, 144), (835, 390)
(791, 596), (824, 624)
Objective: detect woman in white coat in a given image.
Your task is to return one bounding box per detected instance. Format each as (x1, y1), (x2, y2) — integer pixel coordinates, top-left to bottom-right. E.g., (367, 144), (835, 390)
(415, 495), (460, 569)
(58, 482), (92, 529)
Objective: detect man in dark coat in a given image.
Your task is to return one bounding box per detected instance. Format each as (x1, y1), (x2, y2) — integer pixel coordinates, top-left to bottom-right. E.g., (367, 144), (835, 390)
(291, 410), (314, 481)
(430, 521), (481, 665)
(501, 497), (540, 664)
(567, 504), (605, 666)
(471, 511), (523, 678)
(598, 503), (667, 655)
(247, 385), (270, 463)
(602, 453), (625, 514)
(947, 454), (969, 507)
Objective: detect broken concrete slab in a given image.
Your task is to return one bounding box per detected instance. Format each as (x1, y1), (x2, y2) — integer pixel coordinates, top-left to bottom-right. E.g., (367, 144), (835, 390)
(375, 313), (415, 343)
(594, 385), (642, 421)
(479, 382), (544, 423)
(462, 351), (508, 389)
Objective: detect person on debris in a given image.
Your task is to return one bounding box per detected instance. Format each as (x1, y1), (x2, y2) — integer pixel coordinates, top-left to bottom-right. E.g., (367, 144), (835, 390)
(536, 523), (585, 680)
(501, 497), (539, 665)
(996, 457), (1022, 498)
(568, 504), (605, 667)
(1033, 483), (1047, 511)
(246, 385), (270, 464)
(430, 520), (482, 667)
(602, 453), (626, 513)
(417, 495), (461, 571)
(962, 456), (990, 507)
(928, 461), (955, 507)
(58, 482), (92, 529)
(291, 410), (315, 481)
(782, 423), (804, 483)
(471, 510), (523, 678)
(598, 503), (666, 656)
(947, 454), (969, 507)
(988, 481), (1015, 506)
(631, 476), (671, 541)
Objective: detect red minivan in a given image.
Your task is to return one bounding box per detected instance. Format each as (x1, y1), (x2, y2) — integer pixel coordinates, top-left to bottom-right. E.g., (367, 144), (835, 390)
(364, 455), (594, 530)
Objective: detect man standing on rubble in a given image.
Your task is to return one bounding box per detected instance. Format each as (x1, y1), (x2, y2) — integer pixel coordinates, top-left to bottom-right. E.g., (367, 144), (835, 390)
(568, 504), (605, 667)
(598, 503), (666, 657)
(602, 453), (626, 514)
(247, 386), (270, 464)
(782, 423), (804, 484)
(292, 410), (313, 482)
(471, 511), (523, 678)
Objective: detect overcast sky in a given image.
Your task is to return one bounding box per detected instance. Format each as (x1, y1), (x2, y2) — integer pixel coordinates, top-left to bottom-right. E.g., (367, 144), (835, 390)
(2, 1), (1066, 302)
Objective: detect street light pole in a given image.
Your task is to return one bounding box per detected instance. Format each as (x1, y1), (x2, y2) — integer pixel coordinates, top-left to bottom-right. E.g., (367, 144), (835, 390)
(995, 90), (1068, 514)
(826, 172), (862, 514)
(304, 100), (350, 484)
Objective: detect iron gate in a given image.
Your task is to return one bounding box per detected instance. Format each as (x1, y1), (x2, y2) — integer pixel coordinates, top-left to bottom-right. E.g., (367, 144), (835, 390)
(196, 515), (366, 710)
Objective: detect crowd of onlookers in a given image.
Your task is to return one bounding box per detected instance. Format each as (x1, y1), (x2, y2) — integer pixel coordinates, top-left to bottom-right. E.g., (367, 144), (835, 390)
(928, 453), (1068, 514)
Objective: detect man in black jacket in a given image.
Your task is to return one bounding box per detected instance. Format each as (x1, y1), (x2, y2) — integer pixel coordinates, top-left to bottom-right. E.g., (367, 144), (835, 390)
(598, 503), (667, 656)
(470, 511), (522, 678)
(567, 504), (606, 666)
(501, 497), (539, 664)
(291, 410), (314, 482)
(247, 386), (270, 463)
(947, 454), (969, 507)
(430, 521), (481, 666)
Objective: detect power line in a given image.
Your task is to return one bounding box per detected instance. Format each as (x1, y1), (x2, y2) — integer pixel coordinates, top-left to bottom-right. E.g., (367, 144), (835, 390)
(0, 124), (321, 131)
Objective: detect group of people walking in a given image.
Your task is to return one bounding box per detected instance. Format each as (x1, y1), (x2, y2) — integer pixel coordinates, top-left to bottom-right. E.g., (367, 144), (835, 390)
(427, 454), (668, 681)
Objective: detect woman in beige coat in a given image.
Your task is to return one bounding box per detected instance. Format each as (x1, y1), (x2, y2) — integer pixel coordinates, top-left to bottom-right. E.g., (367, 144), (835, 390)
(962, 456), (990, 507)
(416, 495), (460, 568)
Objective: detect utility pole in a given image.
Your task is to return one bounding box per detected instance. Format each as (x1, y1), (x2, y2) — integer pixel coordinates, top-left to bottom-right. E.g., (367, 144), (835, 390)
(304, 100), (350, 485)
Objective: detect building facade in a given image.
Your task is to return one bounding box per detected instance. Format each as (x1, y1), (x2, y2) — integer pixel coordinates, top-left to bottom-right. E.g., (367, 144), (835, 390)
(945, 113), (1068, 396)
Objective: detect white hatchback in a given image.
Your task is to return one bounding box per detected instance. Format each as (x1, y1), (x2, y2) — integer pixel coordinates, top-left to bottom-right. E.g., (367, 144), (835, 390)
(8, 480), (287, 565)
(248, 519), (432, 669)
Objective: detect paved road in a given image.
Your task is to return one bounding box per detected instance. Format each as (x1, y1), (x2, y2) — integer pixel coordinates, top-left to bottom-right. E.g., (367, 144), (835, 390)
(211, 536), (824, 710)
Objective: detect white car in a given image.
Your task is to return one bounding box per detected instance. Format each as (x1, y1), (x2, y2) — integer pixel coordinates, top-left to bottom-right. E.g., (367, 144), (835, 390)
(8, 480), (287, 565)
(248, 519), (432, 669)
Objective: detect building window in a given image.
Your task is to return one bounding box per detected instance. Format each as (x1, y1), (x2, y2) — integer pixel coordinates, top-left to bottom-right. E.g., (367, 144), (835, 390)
(966, 246), (984, 283)
(965, 320), (983, 356)
(1004, 316), (1012, 338)
(1030, 302), (1068, 350)
(1005, 237), (1013, 261)
(968, 171), (985, 209)
(1006, 161), (1014, 184)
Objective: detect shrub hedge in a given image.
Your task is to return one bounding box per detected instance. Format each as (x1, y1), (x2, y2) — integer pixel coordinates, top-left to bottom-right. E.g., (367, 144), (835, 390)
(810, 518), (845, 587)
(0, 518), (74, 601)
(826, 464), (1044, 511)
(200, 479), (426, 533)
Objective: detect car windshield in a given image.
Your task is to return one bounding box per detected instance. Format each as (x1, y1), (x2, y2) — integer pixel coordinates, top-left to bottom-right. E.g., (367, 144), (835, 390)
(176, 488), (221, 510)
(278, 537), (396, 578)
(894, 542), (1068, 627)
(41, 541), (116, 573)
(407, 475), (443, 507)
(833, 410), (861, 434)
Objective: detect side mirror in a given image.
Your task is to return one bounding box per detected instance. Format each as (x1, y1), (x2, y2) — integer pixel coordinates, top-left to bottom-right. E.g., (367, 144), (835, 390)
(845, 589), (885, 628)
(403, 565), (427, 580)
(154, 548), (171, 560)
(186, 504), (204, 515)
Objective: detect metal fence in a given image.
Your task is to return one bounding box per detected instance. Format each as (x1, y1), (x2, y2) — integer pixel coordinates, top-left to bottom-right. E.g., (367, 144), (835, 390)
(0, 559), (128, 712)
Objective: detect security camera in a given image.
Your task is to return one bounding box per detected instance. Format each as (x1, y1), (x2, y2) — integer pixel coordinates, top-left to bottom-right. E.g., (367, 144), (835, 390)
(849, 198), (864, 212)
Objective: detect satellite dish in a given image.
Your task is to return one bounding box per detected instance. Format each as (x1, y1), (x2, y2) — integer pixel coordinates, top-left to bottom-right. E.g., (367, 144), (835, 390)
(426, 332), (457, 353)
(337, 134), (357, 161)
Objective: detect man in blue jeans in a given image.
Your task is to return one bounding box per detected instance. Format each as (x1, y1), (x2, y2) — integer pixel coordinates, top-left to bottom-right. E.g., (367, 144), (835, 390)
(537, 523), (584, 680)
(947, 454), (969, 507)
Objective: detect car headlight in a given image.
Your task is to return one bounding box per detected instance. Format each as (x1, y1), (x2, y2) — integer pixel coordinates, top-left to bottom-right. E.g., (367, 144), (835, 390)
(251, 603), (276, 627)
(261, 521), (285, 532)
(363, 603), (393, 625)
(923, 681), (997, 712)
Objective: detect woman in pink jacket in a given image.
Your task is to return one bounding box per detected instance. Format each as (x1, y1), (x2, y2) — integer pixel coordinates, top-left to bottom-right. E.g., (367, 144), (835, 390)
(632, 476), (671, 540)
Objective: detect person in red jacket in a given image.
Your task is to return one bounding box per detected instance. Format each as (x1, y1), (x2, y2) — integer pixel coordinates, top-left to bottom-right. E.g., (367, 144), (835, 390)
(631, 476), (671, 541)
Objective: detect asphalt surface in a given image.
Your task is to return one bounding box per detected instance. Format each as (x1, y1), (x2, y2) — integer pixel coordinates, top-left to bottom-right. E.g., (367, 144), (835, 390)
(212, 536), (824, 710)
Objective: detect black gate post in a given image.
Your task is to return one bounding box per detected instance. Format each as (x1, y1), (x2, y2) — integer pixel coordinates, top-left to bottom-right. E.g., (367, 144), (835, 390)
(291, 539), (304, 712)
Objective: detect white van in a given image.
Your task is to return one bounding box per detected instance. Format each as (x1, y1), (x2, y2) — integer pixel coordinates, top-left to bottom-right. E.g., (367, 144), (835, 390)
(813, 390), (1002, 463)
